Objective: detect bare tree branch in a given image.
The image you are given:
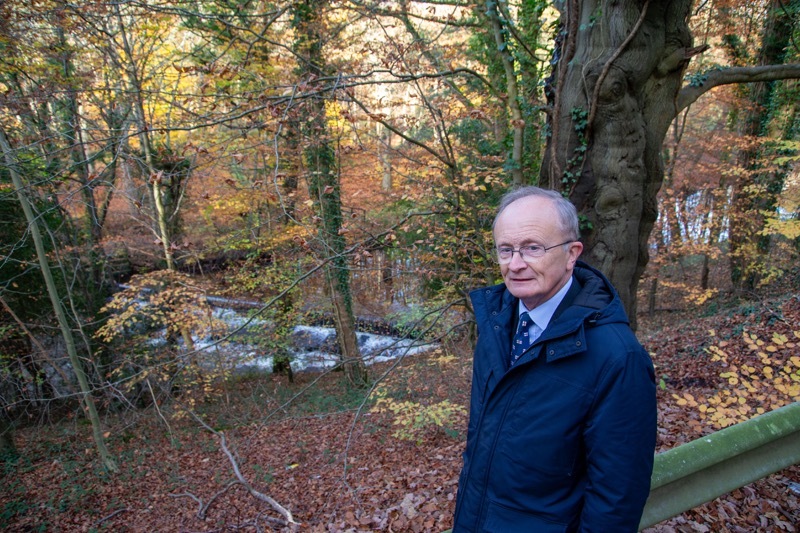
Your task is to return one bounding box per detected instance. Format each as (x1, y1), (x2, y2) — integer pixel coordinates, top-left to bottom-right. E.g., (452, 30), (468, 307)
(677, 63), (800, 112)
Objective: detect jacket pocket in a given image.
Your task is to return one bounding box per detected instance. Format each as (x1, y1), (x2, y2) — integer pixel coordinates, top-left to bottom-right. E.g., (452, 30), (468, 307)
(482, 500), (569, 533)
(503, 371), (590, 477)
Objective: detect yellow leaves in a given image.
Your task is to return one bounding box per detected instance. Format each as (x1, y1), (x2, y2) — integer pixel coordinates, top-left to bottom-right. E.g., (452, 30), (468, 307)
(428, 348), (456, 366)
(762, 211), (800, 239)
(680, 326), (799, 430)
(706, 344), (727, 361)
(93, 269), (236, 405)
(672, 392), (697, 407)
(740, 364), (756, 375)
(772, 333), (788, 345)
(659, 280), (720, 307)
(689, 288), (718, 306)
(371, 384), (466, 442)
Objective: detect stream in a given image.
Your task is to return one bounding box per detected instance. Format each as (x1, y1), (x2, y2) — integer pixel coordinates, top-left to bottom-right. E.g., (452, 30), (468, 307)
(189, 305), (438, 374)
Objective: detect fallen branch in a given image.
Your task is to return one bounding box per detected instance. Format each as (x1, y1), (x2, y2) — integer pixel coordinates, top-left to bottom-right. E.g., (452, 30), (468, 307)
(216, 430), (298, 529)
(184, 410), (299, 530)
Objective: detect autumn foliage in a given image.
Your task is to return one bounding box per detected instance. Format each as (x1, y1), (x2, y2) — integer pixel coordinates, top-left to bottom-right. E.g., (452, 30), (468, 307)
(1, 0), (799, 531)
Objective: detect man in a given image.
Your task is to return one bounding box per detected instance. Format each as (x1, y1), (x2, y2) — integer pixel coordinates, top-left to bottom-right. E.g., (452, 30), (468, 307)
(453, 186), (657, 532)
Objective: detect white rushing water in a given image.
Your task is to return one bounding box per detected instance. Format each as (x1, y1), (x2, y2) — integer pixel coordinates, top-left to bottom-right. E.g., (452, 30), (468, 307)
(189, 307), (436, 374)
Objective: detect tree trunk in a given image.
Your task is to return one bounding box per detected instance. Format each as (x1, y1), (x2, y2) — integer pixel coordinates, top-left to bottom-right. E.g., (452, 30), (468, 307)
(114, 2), (176, 271)
(292, 0), (368, 387)
(700, 253), (710, 291)
(1, 129), (117, 473)
(380, 125), (392, 191)
(279, 122), (301, 223)
(647, 277), (658, 315)
(542, 0), (695, 329)
(485, 0), (525, 186)
(728, 0), (795, 291)
(0, 416), (16, 460)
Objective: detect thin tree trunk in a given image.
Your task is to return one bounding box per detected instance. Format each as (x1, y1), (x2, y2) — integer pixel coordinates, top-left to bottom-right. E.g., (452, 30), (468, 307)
(0, 415), (17, 459)
(485, 0), (525, 185)
(700, 253), (710, 291)
(647, 277), (658, 314)
(1, 128), (117, 473)
(292, 0), (367, 387)
(728, 0), (796, 291)
(380, 125), (392, 191)
(114, 3), (175, 270)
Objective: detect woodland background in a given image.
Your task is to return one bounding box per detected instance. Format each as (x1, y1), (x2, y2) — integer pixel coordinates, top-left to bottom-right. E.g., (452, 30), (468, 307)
(1, 0), (799, 531)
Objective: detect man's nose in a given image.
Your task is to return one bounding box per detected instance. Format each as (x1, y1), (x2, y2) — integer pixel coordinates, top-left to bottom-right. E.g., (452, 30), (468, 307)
(508, 251), (528, 269)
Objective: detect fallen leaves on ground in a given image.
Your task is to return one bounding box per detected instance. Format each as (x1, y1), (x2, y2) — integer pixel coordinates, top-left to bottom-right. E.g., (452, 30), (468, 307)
(1, 297), (798, 532)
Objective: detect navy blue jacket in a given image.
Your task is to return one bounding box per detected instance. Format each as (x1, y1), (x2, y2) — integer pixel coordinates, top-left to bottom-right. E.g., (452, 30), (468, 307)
(453, 262), (656, 532)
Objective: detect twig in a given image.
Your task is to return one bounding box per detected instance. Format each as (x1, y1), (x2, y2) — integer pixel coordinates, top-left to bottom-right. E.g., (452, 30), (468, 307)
(95, 507), (130, 526)
(146, 378), (175, 444)
(169, 480), (241, 519)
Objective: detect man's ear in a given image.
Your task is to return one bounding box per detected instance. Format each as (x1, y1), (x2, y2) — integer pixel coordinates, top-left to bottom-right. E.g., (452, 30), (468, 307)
(567, 241), (583, 267)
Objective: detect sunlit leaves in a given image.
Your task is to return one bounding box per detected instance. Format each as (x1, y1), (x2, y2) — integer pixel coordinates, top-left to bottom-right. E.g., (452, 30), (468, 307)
(674, 327), (800, 430)
(371, 364), (465, 443)
(95, 269), (233, 412)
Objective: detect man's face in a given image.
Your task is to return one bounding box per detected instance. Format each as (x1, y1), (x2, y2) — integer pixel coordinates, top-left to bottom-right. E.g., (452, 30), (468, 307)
(493, 195), (583, 309)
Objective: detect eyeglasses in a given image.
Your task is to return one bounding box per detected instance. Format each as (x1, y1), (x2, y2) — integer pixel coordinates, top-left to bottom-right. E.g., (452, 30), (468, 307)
(495, 240), (573, 263)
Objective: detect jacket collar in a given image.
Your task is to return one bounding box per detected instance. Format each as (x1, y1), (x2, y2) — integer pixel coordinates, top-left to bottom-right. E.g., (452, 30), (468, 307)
(469, 261), (628, 367)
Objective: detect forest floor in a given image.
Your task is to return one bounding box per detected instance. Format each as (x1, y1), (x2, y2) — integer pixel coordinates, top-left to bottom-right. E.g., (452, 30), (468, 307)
(2, 292), (799, 532)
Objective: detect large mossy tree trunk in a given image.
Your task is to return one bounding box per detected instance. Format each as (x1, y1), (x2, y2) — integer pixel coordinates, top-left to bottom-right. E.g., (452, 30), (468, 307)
(541, 0), (695, 329)
(540, 1), (800, 327)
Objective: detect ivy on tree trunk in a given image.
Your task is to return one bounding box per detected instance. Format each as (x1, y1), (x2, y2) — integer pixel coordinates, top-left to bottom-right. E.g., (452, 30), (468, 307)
(292, 0), (368, 387)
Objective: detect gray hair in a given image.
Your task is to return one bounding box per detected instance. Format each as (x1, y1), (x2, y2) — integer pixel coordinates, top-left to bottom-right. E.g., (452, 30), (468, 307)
(493, 186), (580, 241)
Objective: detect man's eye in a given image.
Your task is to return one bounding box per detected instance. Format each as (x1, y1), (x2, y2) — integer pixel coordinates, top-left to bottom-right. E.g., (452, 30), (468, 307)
(523, 245), (544, 253)
(498, 248), (514, 254)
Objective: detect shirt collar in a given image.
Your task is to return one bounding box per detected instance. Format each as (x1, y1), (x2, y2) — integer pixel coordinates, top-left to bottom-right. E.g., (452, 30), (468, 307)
(518, 276), (573, 331)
